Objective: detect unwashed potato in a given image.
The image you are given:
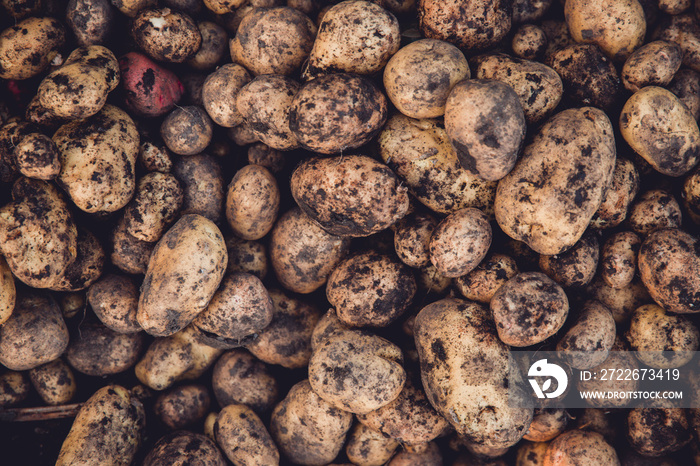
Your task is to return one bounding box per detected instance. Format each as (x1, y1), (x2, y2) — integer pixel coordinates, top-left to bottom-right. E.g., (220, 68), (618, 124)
(538, 231), (600, 288)
(303, 0), (399, 78)
(586, 275), (651, 324)
(119, 52), (184, 118)
(620, 86), (700, 177)
(123, 172), (183, 243)
(652, 14), (700, 73)
(0, 256), (14, 325)
(225, 236), (268, 279)
(512, 0), (552, 23)
(202, 0), (244, 14)
(202, 63), (251, 128)
(66, 0), (113, 46)
(590, 157), (640, 229)
(154, 384), (211, 430)
(0, 17), (66, 80)
(516, 441), (549, 466)
(28, 358), (76, 405)
(523, 409), (567, 443)
(414, 298), (533, 448)
(54, 104), (139, 213)
(225, 164), (279, 241)
(543, 430), (619, 465)
(556, 300), (616, 370)
(137, 214), (227, 337)
(429, 207), (492, 277)
(215, 403), (280, 465)
(14, 133), (61, 180)
(389, 442), (443, 465)
(600, 231), (641, 289)
(110, 216), (156, 275)
(270, 379), (353, 465)
(627, 189), (682, 236)
(56, 385), (146, 466)
(668, 68), (700, 121)
(346, 423), (399, 466)
(0, 371), (31, 407)
(131, 8), (202, 63)
(290, 155), (409, 237)
(66, 320), (145, 376)
(511, 24), (547, 60)
(0, 119), (37, 183)
(621, 40), (682, 92)
(247, 143), (284, 173)
(627, 408), (692, 457)
(577, 338), (640, 408)
(49, 227), (105, 292)
(142, 431), (226, 466)
(173, 153), (224, 223)
(454, 253), (519, 303)
(384, 39), (469, 119)
(187, 21), (227, 70)
(211, 349), (279, 413)
(160, 106), (213, 156)
(495, 107), (616, 255)
(393, 212), (437, 268)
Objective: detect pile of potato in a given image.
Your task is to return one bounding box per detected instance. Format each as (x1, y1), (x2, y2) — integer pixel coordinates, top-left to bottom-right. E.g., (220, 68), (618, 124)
(2, 0), (700, 464)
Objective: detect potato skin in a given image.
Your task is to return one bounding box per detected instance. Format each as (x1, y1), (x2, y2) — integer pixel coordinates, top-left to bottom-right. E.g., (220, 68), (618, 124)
(138, 214), (228, 336)
(538, 231), (599, 288)
(66, 0), (113, 46)
(0, 256), (15, 326)
(600, 231), (641, 289)
(429, 207), (492, 278)
(628, 189), (682, 236)
(211, 349), (279, 413)
(173, 154), (224, 223)
(143, 431), (226, 466)
(215, 404), (280, 465)
(14, 133), (61, 180)
(621, 40), (682, 92)
(56, 385), (146, 466)
(590, 157), (640, 229)
(154, 384), (211, 430)
(28, 359), (76, 405)
(393, 212), (437, 268)
(0, 17), (66, 80)
(123, 172), (183, 243)
(627, 408), (691, 457)
(556, 300), (616, 369)
(543, 430), (619, 465)
(131, 8), (202, 63)
(346, 423), (399, 466)
(291, 155), (409, 237)
(495, 107), (616, 255)
(161, 106), (213, 156)
(202, 64), (251, 128)
(66, 320), (145, 376)
(225, 164), (279, 241)
(454, 253), (519, 303)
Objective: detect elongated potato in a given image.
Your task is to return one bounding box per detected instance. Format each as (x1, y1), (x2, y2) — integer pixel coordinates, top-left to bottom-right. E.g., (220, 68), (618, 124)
(225, 164), (279, 241)
(0, 255), (16, 326)
(215, 404), (280, 465)
(0, 17), (66, 80)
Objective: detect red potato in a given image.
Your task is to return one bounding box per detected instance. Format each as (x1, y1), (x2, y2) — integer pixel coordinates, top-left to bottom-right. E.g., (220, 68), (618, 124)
(119, 52), (184, 117)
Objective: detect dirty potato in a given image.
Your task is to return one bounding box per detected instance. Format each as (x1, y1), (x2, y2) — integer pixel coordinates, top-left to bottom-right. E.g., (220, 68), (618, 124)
(590, 158), (640, 229)
(454, 253), (519, 303)
(393, 212), (438, 268)
(66, 319), (145, 376)
(154, 384), (211, 430)
(627, 407), (692, 457)
(0, 371), (30, 407)
(211, 349), (279, 413)
(66, 0), (114, 46)
(49, 227), (105, 292)
(0, 256), (15, 326)
(173, 153), (224, 223)
(557, 300), (616, 369)
(202, 63), (251, 128)
(621, 40), (682, 92)
(0, 17), (66, 80)
(13, 133), (61, 180)
(668, 68), (700, 121)
(538, 231), (599, 288)
(110, 216), (156, 275)
(143, 431), (226, 465)
(511, 24), (548, 60)
(429, 207), (492, 277)
(131, 8), (202, 62)
(215, 403), (280, 465)
(346, 423), (399, 466)
(28, 359), (76, 405)
(87, 274), (141, 333)
(586, 275), (651, 324)
(225, 164), (279, 241)
(122, 172), (183, 243)
(600, 231), (641, 289)
(543, 430), (619, 465)
(187, 21), (227, 70)
(160, 106), (213, 156)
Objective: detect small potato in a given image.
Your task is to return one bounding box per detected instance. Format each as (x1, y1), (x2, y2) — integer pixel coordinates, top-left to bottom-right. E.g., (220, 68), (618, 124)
(66, 320), (145, 376)
(327, 251), (416, 327)
(454, 253), (519, 303)
(0, 256), (14, 324)
(627, 189), (682, 236)
(627, 408), (691, 457)
(379, 114), (497, 215)
(131, 8), (202, 63)
(245, 289), (320, 368)
(291, 155), (409, 237)
(429, 208), (492, 277)
(139, 141), (172, 173)
(515, 441), (548, 466)
(565, 0), (645, 61)
(155, 384), (211, 430)
(512, 0), (552, 23)
(202, 64), (251, 128)
(556, 300), (616, 370)
(653, 14), (700, 73)
(236, 75), (301, 150)
(60, 292), (85, 320)
(173, 153), (225, 223)
(626, 304), (699, 368)
(495, 107), (616, 255)
(49, 227), (105, 292)
(0, 371), (31, 407)
(111, 0), (156, 17)
(225, 165), (279, 241)
(600, 231), (641, 289)
(303, 0), (399, 78)
(620, 86), (700, 177)
(383, 39), (469, 119)
(578, 338), (640, 408)
(0, 292), (69, 371)
(66, 0), (113, 46)
(523, 408), (567, 442)
(512, 24), (547, 60)
(621, 40), (682, 92)
(56, 385), (146, 466)
(538, 231), (600, 288)
(418, 0), (511, 51)
(187, 21), (227, 70)
(668, 68), (700, 121)
(394, 212), (438, 268)
(161, 106), (213, 156)
(270, 207), (350, 293)
(574, 409), (616, 443)
(389, 442), (443, 465)
(226, 236), (268, 279)
(346, 423), (399, 466)
(110, 216), (156, 275)
(215, 404), (279, 465)
(684, 166), (700, 224)
(659, 0), (692, 13)
(143, 431), (226, 466)
(586, 275), (651, 324)
(203, 0), (244, 14)
(290, 73), (387, 154)
(247, 143), (284, 173)
(123, 172), (183, 243)
(590, 157), (640, 229)
(212, 349), (279, 413)
(0, 119), (36, 183)
(543, 430), (619, 465)
(28, 359), (76, 405)
(270, 380), (353, 465)
(638, 228), (700, 314)
(14, 133), (61, 180)
(445, 79), (526, 181)
(192, 272), (274, 348)
(491, 272), (569, 347)
(0, 17), (66, 80)
(119, 52), (184, 118)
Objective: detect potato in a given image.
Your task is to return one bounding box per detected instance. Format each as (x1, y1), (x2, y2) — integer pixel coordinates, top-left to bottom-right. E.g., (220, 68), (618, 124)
(173, 153), (224, 223)
(383, 39), (469, 119)
(379, 114), (497, 215)
(590, 158), (640, 229)
(586, 274), (651, 324)
(215, 404), (280, 465)
(417, 263), (453, 294)
(290, 73), (387, 154)
(14, 133), (61, 180)
(638, 228), (700, 314)
(66, 319), (145, 376)
(600, 232), (640, 290)
(429, 208), (492, 277)
(327, 251), (416, 327)
(626, 304), (699, 368)
(495, 107), (616, 255)
(684, 167), (700, 224)
(310, 308), (354, 351)
(512, 24), (547, 60)
(236, 75), (300, 150)
(548, 44), (621, 111)
(516, 441), (548, 466)
(60, 292), (85, 320)
(0, 371), (31, 407)
(524, 409), (567, 443)
(414, 298), (533, 448)
(247, 143), (284, 173)
(418, 0), (511, 51)
(389, 442), (443, 465)
(543, 430), (619, 465)
(620, 86), (700, 177)
(565, 0), (645, 61)
(474, 54), (563, 125)
(211, 349), (279, 412)
(110, 216), (156, 275)
(0, 17), (66, 80)
(270, 379), (353, 465)
(226, 235), (268, 279)
(28, 359), (77, 405)
(119, 52), (184, 117)
(445, 79), (526, 181)
(393, 212), (437, 268)
(556, 300), (616, 369)
(49, 227), (105, 292)
(538, 231), (599, 288)
(231, 6), (315, 76)
(668, 68), (700, 121)
(192, 272), (274, 348)
(246, 289), (320, 368)
(512, 0), (551, 23)
(111, 0), (156, 17)
(138, 141), (172, 173)
(270, 207), (350, 293)
(574, 409), (616, 443)
(491, 272), (568, 347)
(627, 408), (691, 457)
(123, 172), (183, 243)
(202, 64), (251, 128)
(454, 253), (518, 304)
(303, 0), (399, 78)
(0, 119), (35, 183)
(66, 0), (113, 46)
(621, 40), (682, 92)
(143, 431), (226, 466)
(0, 256), (15, 326)
(56, 385), (146, 466)
(203, 0), (244, 14)
(653, 14), (700, 73)
(188, 21), (227, 70)
(577, 338), (640, 408)
(161, 106), (213, 156)
(628, 189), (683, 237)
(155, 384), (211, 430)
(131, 8), (202, 63)
(291, 155), (409, 237)
(346, 423), (399, 466)
(225, 164), (279, 241)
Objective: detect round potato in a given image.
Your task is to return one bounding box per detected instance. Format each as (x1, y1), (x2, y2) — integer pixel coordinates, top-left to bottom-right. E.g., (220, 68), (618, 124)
(66, 0), (113, 46)
(119, 52), (184, 118)
(454, 253), (519, 304)
(652, 14), (700, 73)
(429, 207), (492, 277)
(154, 384), (210, 430)
(123, 174), (183, 243)
(28, 359), (76, 406)
(211, 349), (279, 413)
(543, 430), (619, 465)
(110, 216), (156, 275)
(628, 189), (682, 236)
(523, 408), (567, 442)
(346, 424), (399, 466)
(0, 256), (15, 326)
(215, 404), (279, 465)
(627, 408), (691, 457)
(512, 24), (547, 60)
(668, 68), (700, 121)
(202, 64), (251, 128)
(14, 133), (61, 180)
(131, 8), (202, 62)
(586, 274), (651, 324)
(0, 17), (66, 80)
(538, 231), (600, 288)
(187, 21), (227, 70)
(622, 40), (683, 92)
(66, 320), (145, 376)
(393, 212), (438, 268)
(225, 164), (279, 241)
(142, 431), (226, 466)
(161, 106), (213, 156)
(600, 231), (641, 289)
(556, 300), (616, 370)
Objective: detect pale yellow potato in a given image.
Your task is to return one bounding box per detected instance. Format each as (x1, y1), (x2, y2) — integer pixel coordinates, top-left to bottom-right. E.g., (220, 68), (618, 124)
(346, 423), (399, 466)
(0, 17), (66, 80)
(28, 359), (76, 405)
(202, 64), (251, 128)
(621, 40), (682, 92)
(543, 430), (619, 465)
(524, 409), (567, 442)
(0, 256), (15, 325)
(225, 164), (279, 241)
(215, 404), (280, 466)
(556, 300), (616, 370)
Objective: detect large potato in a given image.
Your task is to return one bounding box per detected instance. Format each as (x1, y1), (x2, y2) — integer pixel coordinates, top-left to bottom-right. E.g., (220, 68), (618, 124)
(137, 214), (227, 336)
(495, 107), (616, 255)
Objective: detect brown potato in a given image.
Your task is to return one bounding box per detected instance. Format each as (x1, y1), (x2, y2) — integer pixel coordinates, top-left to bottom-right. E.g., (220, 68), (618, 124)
(653, 14), (700, 73)
(512, 24), (547, 60)
(417, 263), (453, 294)
(66, 0), (113, 46)
(622, 40), (682, 92)
(110, 215), (156, 275)
(590, 157), (640, 229)
(143, 431), (226, 466)
(187, 21), (227, 70)
(577, 338), (639, 408)
(270, 379), (353, 465)
(131, 8), (202, 63)
(516, 441), (548, 466)
(668, 68), (700, 121)
(139, 141), (173, 173)
(211, 349), (279, 413)
(445, 79), (526, 181)
(384, 39), (469, 119)
(0, 256), (15, 326)
(123, 172), (183, 243)
(523, 409), (567, 443)
(56, 385), (146, 466)
(155, 384), (211, 430)
(346, 423), (399, 466)
(574, 409), (616, 443)
(66, 320), (145, 376)
(389, 442), (443, 465)
(327, 251), (416, 327)
(310, 308), (354, 351)
(225, 164), (279, 241)
(0, 371), (31, 407)
(627, 408), (691, 457)
(291, 155), (409, 237)
(600, 231), (641, 289)
(215, 404), (279, 465)
(628, 189), (682, 236)
(14, 133), (61, 180)
(111, 0), (156, 17)
(429, 207), (492, 277)
(202, 0), (244, 14)
(512, 0), (552, 23)
(173, 153), (224, 223)
(491, 272), (569, 347)
(161, 106), (213, 156)
(28, 359), (76, 406)
(226, 236), (268, 279)
(543, 430), (619, 465)
(454, 253), (519, 304)
(556, 300), (616, 370)
(49, 227), (105, 292)
(202, 64), (251, 128)
(0, 17), (66, 80)
(247, 143), (284, 173)
(393, 212), (438, 268)
(538, 231), (600, 288)
(586, 274), (651, 324)
(0, 119), (36, 183)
